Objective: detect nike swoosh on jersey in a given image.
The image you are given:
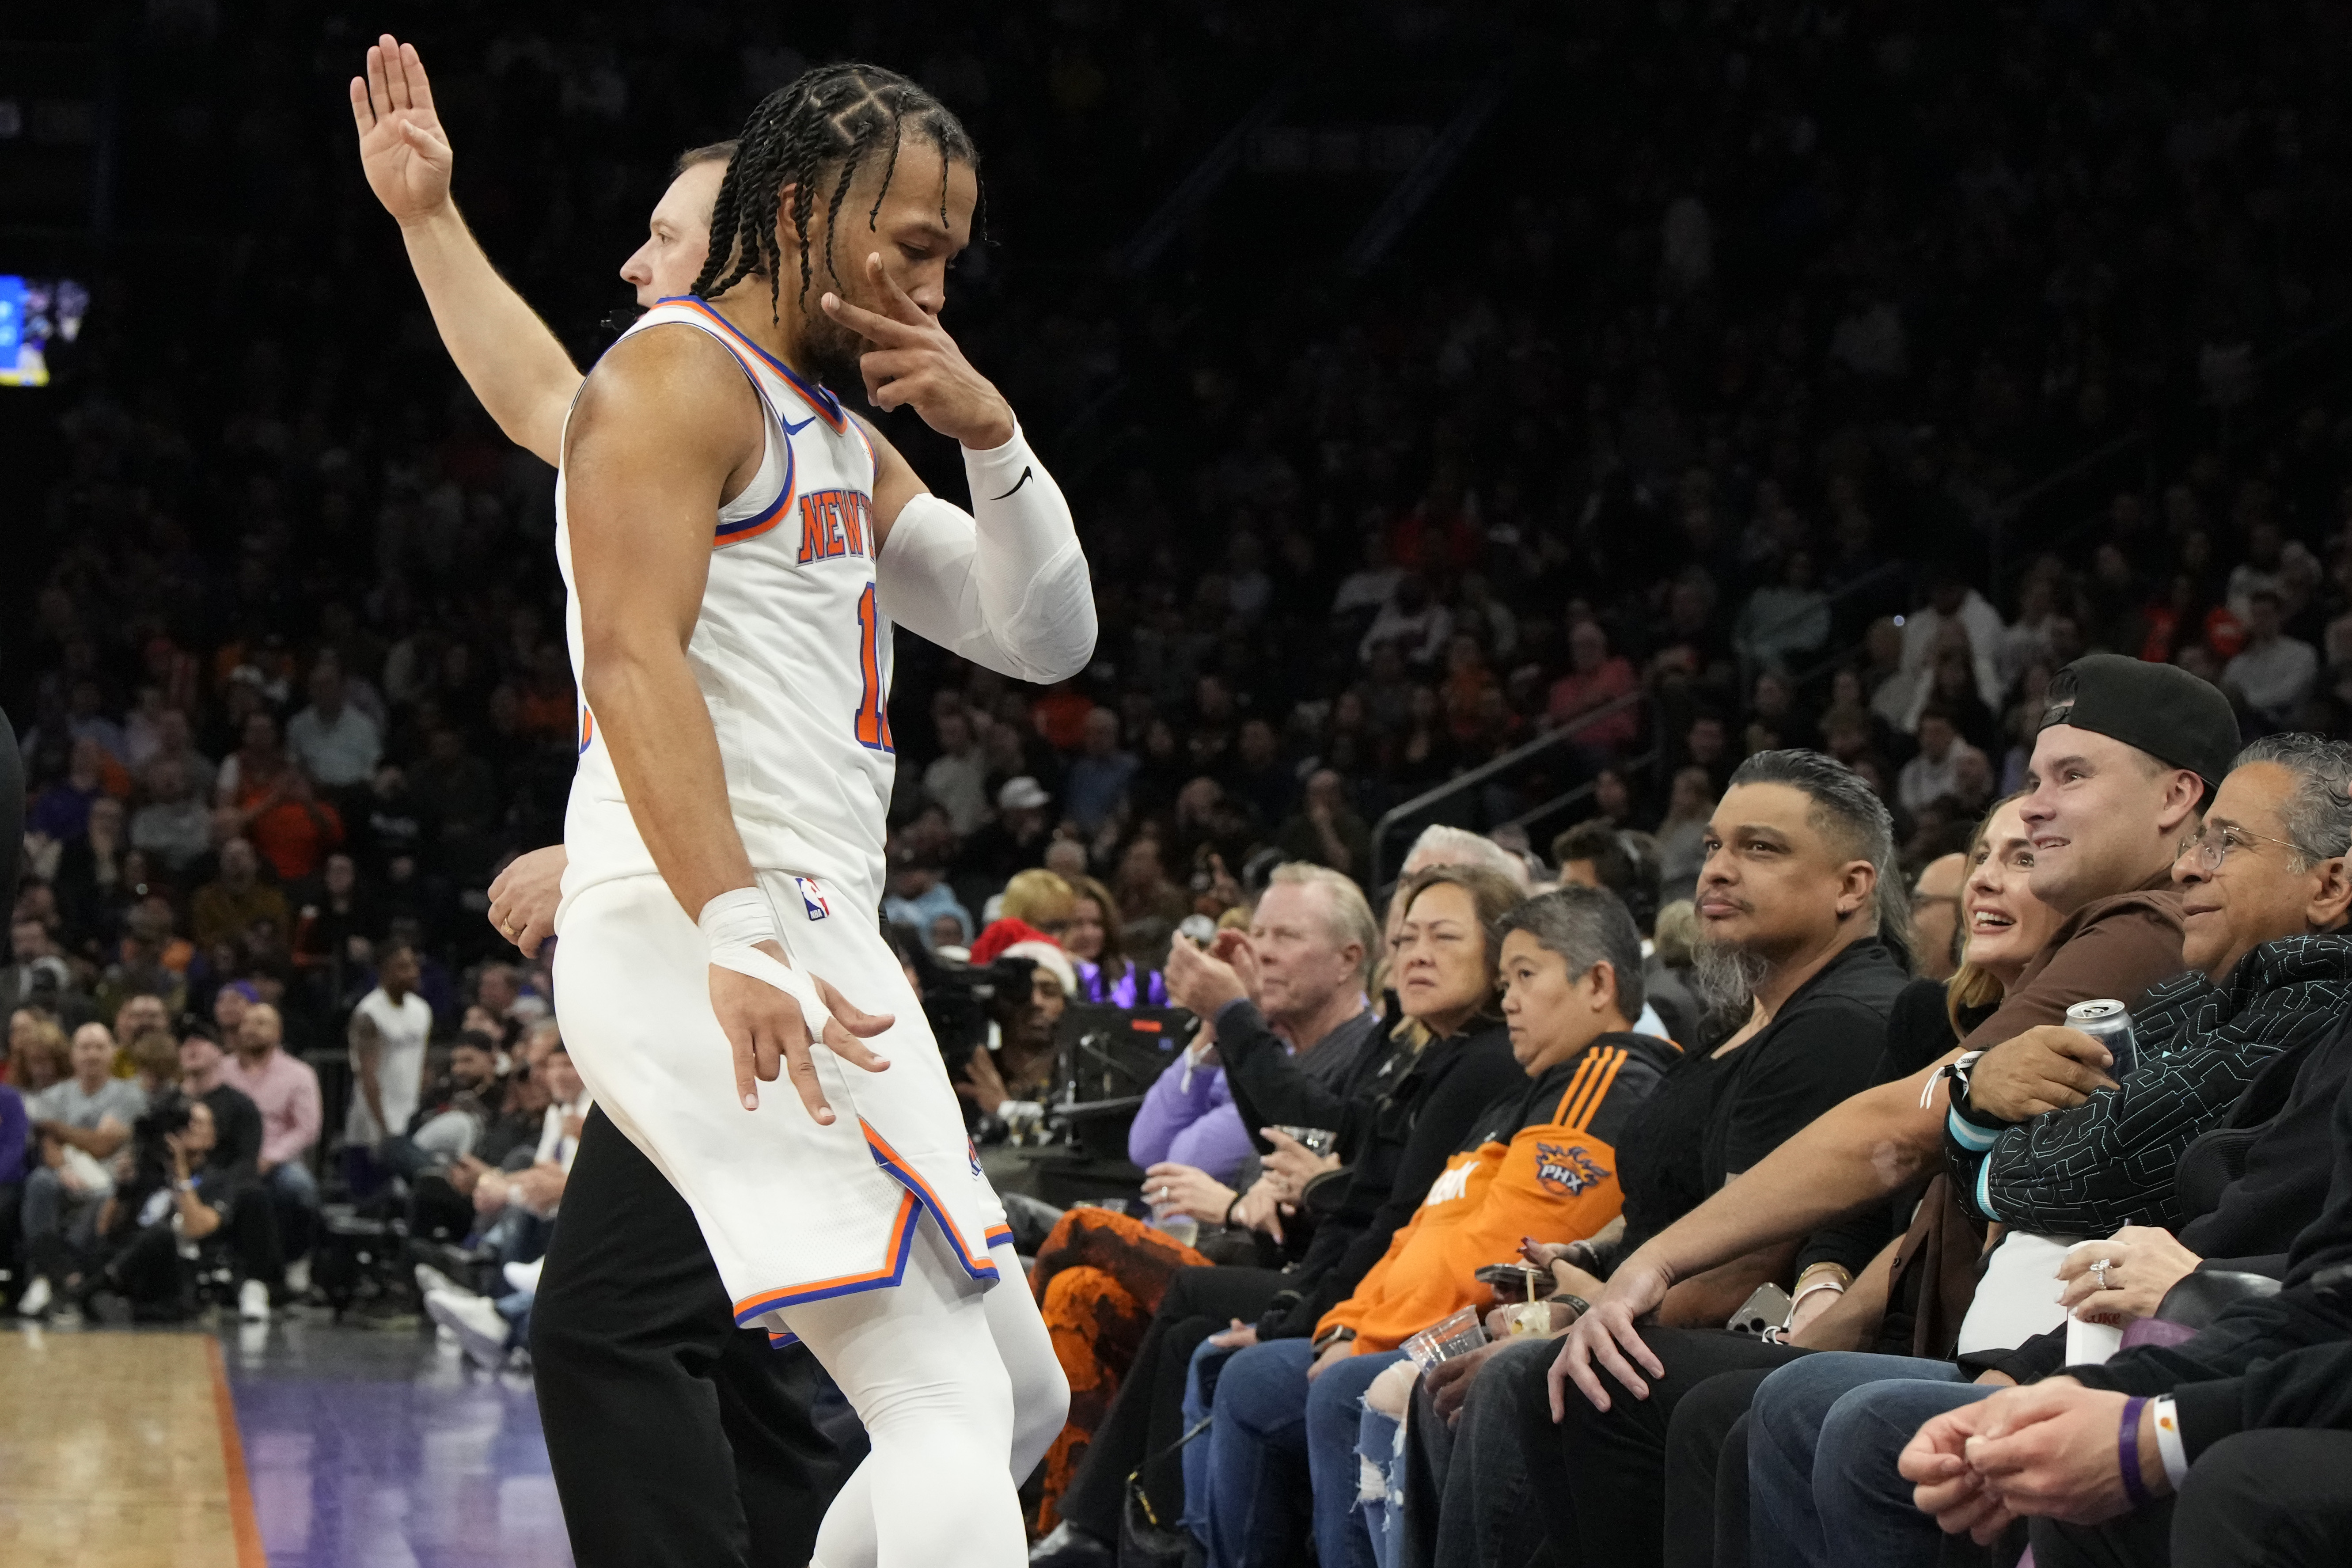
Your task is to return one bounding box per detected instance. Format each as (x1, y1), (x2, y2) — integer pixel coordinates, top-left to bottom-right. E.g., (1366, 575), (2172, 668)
(992, 465), (1035, 501)
(781, 413), (817, 435)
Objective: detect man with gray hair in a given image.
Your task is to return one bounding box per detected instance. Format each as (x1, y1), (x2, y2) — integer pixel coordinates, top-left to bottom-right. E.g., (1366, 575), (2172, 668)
(1165, 860), (1385, 1143)
(1741, 733), (2352, 1568)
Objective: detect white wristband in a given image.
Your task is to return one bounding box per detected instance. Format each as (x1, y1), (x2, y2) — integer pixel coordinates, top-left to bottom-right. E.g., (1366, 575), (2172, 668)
(699, 886), (782, 952)
(2149, 1395), (2190, 1487)
(698, 887), (834, 1036)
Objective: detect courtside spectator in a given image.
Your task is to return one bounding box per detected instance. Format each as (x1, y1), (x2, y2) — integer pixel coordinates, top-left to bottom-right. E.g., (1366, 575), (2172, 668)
(219, 1001), (323, 1296)
(15, 1022), (144, 1320)
(1063, 875), (1166, 1007)
(1412, 748), (1911, 1567)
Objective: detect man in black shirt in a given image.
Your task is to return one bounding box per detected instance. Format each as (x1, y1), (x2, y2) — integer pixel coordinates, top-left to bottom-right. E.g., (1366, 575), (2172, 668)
(1415, 750), (1909, 1568)
(177, 1028), (265, 1179)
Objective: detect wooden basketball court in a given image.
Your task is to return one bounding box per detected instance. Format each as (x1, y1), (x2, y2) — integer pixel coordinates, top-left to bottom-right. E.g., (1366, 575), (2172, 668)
(0, 1330), (263, 1568)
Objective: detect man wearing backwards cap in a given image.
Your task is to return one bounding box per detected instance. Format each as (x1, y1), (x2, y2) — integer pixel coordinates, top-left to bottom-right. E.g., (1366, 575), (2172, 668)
(1402, 659), (2238, 1563)
(1402, 661), (2232, 1546)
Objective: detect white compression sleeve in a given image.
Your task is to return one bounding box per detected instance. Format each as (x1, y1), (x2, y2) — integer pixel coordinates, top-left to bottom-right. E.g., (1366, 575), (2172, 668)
(875, 425), (1096, 685)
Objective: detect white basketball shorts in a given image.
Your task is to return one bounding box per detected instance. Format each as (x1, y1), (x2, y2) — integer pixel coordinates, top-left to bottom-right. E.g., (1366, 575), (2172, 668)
(551, 869), (1010, 1336)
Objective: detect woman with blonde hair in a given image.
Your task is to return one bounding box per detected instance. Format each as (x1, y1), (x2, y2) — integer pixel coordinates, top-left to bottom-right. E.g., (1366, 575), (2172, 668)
(998, 867), (1078, 939)
(1772, 791), (2060, 1349)
(8, 1010), (70, 1093)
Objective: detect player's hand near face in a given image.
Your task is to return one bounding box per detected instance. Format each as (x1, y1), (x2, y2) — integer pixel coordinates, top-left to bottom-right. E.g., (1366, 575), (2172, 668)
(349, 34), (454, 226)
(710, 945), (893, 1124)
(823, 254), (1016, 449)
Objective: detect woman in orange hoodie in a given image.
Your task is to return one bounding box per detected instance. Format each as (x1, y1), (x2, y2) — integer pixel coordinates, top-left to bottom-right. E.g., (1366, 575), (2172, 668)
(1199, 885), (1677, 1568)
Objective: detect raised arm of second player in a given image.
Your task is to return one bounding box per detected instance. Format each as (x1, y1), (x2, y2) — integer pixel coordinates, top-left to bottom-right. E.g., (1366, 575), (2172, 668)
(564, 327), (891, 1121)
(350, 35), (581, 465)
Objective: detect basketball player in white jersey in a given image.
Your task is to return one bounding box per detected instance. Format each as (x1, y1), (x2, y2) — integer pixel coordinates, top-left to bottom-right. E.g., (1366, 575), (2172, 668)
(353, 40), (1080, 1568)
(346, 940), (432, 1156)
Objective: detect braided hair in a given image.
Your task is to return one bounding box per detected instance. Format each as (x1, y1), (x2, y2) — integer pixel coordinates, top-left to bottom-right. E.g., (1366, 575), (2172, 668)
(691, 63), (978, 321)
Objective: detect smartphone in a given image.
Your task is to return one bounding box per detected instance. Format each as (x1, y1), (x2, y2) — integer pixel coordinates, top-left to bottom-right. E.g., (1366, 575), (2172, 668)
(1726, 1283), (1794, 1337)
(1474, 1262), (1556, 1300)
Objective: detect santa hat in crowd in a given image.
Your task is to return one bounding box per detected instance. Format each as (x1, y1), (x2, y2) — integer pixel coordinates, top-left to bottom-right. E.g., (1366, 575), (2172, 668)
(969, 917), (1078, 999)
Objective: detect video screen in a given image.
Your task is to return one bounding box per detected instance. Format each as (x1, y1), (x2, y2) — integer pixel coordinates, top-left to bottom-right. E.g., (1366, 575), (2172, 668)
(0, 276), (89, 387)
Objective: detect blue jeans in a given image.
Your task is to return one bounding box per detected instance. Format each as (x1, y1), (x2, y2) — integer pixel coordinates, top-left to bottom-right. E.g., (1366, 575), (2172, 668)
(1180, 1338), (1239, 1544)
(1203, 1339), (1406, 1568)
(1749, 1352), (1987, 1568)
(261, 1159), (319, 1260)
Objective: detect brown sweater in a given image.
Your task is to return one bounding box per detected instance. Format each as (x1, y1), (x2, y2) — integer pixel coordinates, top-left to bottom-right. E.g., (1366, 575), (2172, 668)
(1956, 866), (2186, 1056)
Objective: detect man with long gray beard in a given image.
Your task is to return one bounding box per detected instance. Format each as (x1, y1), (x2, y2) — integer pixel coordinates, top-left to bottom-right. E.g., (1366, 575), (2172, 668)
(1400, 748), (1910, 1568)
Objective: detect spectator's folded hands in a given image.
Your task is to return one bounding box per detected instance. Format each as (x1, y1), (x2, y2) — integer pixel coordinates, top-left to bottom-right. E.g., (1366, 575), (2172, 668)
(1208, 1317), (1257, 1350)
(1968, 1026), (2117, 1121)
(1959, 1378), (2158, 1526)
(1233, 1175), (1289, 1242)
(1900, 1401), (2013, 1542)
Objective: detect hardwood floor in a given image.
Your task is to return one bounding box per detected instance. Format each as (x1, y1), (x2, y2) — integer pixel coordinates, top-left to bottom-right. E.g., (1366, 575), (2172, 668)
(0, 1328), (261, 1568)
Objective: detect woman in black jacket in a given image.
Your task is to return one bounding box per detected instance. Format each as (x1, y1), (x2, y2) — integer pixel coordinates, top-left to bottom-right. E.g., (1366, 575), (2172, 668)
(1036, 864), (1526, 1564)
(1185, 864), (1527, 1568)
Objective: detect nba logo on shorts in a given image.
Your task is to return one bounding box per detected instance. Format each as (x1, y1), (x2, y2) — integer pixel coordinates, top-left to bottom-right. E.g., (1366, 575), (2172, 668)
(794, 877), (831, 921)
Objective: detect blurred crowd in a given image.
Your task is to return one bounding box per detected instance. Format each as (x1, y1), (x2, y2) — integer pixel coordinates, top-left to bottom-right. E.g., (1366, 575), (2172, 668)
(6, 3), (2352, 1565)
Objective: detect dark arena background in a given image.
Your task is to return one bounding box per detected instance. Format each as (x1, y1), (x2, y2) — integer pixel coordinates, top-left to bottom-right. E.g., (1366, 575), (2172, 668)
(5, 3), (2352, 1566)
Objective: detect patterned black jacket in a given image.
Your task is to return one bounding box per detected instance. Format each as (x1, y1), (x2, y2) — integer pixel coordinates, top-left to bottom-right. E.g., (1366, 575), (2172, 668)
(1946, 932), (2352, 1231)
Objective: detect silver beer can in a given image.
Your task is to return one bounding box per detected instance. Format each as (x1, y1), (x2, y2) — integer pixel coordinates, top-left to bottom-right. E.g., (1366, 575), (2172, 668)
(2065, 998), (2137, 1079)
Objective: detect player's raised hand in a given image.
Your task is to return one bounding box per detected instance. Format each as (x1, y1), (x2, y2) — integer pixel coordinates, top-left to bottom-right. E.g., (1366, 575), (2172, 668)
(349, 34), (454, 225)
(711, 944), (892, 1122)
(821, 253), (1016, 449)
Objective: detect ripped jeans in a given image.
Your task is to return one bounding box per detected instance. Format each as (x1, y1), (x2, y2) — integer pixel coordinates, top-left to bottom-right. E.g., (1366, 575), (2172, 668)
(1199, 1337), (1407, 1568)
(1358, 1378), (1410, 1568)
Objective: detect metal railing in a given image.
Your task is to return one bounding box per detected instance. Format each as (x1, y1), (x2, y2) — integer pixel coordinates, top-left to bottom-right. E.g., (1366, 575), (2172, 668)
(1366, 687), (1646, 890)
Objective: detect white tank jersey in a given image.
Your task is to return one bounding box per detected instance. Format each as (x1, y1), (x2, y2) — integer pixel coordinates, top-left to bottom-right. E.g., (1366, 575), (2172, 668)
(554, 297), (896, 915)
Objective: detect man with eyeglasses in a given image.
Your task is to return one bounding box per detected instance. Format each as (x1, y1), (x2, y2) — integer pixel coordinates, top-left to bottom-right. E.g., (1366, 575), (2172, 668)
(1941, 731), (2352, 1246)
(1737, 733), (2352, 1568)
(1448, 657), (2236, 1568)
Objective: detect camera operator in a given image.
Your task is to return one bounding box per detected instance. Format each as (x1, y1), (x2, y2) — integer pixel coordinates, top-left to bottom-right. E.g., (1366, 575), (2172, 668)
(958, 925), (1074, 1141)
(83, 1096), (284, 1323)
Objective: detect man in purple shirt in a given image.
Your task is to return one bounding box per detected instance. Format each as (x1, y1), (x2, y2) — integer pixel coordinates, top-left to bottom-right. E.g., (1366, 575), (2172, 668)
(219, 1001), (322, 1296)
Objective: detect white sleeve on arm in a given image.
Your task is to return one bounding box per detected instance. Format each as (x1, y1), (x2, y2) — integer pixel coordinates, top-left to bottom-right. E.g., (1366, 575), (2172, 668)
(876, 425), (1097, 685)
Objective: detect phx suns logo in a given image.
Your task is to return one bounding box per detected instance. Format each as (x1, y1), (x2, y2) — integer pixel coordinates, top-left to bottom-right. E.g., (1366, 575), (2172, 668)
(1534, 1143), (1610, 1197)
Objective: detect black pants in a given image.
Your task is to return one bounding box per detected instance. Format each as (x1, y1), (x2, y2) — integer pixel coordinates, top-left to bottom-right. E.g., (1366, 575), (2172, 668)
(1663, 1366), (1777, 1568)
(102, 1190), (284, 1313)
(1057, 1263), (1291, 1541)
(2033, 1429), (2352, 1568)
(531, 1107), (842, 1568)
(1434, 1326), (1803, 1567)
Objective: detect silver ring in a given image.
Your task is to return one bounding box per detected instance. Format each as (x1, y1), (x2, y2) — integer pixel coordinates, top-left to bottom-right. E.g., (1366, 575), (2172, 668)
(2090, 1258), (2115, 1289)
(1158, 1185), (1170, 1201)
